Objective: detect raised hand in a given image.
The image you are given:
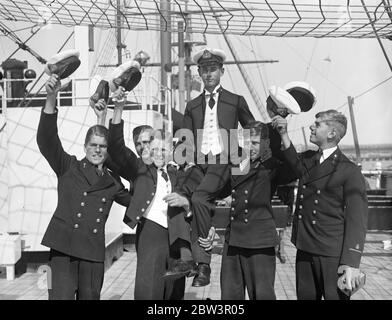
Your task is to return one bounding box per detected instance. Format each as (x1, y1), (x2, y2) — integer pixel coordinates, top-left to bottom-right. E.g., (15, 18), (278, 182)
(91, 99), (107, 126)
(271, 115), (288, 135)
(112, 85), (126, 107)
(45, 74), (61, 96)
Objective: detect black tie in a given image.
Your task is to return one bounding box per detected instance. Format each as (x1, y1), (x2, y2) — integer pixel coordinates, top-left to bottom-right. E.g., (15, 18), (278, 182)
(208, 93), (215, 109)
(314, 149), (322, 165)
(159, 168), (168, 182)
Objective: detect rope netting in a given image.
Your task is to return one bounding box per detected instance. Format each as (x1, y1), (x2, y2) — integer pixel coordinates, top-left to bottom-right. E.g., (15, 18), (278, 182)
(0, 0), (391, 39)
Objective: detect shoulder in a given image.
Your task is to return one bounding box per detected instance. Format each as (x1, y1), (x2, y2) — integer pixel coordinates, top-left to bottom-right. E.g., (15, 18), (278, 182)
(220, 88), (244, 104)
(185, 93), (203, 111)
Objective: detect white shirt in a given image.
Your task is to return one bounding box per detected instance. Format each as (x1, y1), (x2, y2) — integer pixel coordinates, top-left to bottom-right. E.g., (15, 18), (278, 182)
(201, 85), (224, 155)
(143, 166), (172, 228)
(320, 146), (337, 164)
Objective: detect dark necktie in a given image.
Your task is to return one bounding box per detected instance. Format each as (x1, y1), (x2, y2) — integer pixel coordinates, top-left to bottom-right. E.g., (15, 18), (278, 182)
(208, 93), (215, 109)
(314, 149), (322, 165)
(159, 168), (169, 182)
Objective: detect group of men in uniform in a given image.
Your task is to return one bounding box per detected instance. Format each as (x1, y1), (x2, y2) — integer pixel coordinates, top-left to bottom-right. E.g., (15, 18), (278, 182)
(40, 45), (368, 300)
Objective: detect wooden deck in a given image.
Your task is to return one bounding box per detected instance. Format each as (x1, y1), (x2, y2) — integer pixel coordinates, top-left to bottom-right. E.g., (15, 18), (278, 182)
(1, 228), (392, 300)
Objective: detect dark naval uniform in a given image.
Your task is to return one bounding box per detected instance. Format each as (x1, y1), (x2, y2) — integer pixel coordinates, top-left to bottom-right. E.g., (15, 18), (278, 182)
(284, 144), (368, 300)
(182, 87), (254, 263)
(108, 120), (203, 300)
(37, 110), (130, 300)
(219, 149), (297, 300)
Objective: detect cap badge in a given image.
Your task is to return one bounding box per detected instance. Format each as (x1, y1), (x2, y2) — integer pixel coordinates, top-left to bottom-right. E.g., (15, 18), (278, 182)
(202, 50), (212, 59)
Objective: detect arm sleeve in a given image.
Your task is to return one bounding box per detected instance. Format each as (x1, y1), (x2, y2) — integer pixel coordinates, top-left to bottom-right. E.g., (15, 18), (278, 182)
(108, 119), (139, 182)
(340, 166), (368, 268)
(238, 96), (255, 127)
(36, 109), (74, 177)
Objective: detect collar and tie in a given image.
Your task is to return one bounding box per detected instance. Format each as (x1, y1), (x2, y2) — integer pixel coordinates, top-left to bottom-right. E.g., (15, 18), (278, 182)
(158, 167), (169, 182)
(314, 149), (323, 165)
(208, 93), (215, 109)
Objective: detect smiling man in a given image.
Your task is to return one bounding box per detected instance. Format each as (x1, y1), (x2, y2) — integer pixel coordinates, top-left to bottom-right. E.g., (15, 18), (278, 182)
(274, 109), (368, 300)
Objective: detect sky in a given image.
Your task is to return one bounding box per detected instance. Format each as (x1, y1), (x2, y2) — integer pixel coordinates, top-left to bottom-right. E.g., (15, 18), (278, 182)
(1, 20), (391, 147)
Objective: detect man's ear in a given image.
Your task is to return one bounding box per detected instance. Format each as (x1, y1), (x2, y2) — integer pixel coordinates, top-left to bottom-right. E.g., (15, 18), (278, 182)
(327, 129), (337, 141)
(220, 67), (225, 76)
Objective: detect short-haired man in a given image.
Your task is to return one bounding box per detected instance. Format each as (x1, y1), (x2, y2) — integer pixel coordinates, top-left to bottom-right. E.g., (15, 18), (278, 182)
(219, 121), (297, 299)
(179, 48), (255, 287)
(275, 109), (368, 300)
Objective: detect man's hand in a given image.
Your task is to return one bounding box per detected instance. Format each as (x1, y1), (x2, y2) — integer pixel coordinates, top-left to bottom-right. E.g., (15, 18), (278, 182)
(112, 85), (126, 107)
(163, 192), (189, 209)
(198, 226), (216, 251)
(91, 99), (107, 125)
(271, 115), (288, 135)
(337, 265), (361, 292)
(271, 115), (291, 149)
(45, 74), (61, 97)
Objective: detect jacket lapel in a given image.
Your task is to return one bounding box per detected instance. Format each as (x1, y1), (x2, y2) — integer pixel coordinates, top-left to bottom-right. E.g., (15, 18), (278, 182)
(192, 93), (205, 130)
(78, 159), (115, 192)
(232, 160), (261, 188)
(305, 148), (341, 184)
(217, 88), (237, 129)
(167, 166), (178, 187)
(147, 164), (158, 186)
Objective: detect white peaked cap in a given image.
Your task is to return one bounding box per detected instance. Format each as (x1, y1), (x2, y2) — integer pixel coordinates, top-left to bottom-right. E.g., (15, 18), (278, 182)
(44, 49), (80, 76)
(283, 81), (317, 112)
(268, 85), (301, 114)
(192, 47), (226, 64)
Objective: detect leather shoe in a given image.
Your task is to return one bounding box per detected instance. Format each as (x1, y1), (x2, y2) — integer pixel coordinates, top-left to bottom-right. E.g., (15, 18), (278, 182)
(163, 259), (197, 280)
(191, 263), (211, 287)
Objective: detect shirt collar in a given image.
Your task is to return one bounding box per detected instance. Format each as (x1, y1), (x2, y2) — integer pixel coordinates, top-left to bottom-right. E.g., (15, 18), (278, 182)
(321, 146), (337, 161)
(204, 85), (221, 96)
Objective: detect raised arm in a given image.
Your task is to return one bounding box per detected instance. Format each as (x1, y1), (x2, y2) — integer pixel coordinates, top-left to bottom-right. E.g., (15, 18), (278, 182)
(37, 75), (75, 177)
(107, 87), (139, 181)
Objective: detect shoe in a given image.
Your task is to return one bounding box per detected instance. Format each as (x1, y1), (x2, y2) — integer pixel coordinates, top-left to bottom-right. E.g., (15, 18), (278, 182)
(163, 259), (197, 280)
(90, 78), (110, 104)
(191, 263), (211, 287)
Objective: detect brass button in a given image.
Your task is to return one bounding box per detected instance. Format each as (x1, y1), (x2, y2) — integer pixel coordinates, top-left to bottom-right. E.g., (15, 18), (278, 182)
(314, 199), (319, 204)
(93, 228), (98, 234)
(136, 216), (140, 221)
(231, 207), (235, 211)
(96, 218), (101, 223)
(244, 200), (248, 204)
(232, 198), (235, 202)
(232, 189), (235, 193)
(244, 209), (248, 213)
(230, 216), (234, 221)
(101, 197), (106, 203)
(312, 220), (316, 225)
(151, 193), (155, 196)
(244, 218), (248, 223)
(99, 208), (103, 213)
(141, 208), (145, 212)
(244, 190), (248, 194)
(300, 194), (304, 199)
(74, 224), (79, 229)
(316, 190), (321, 195)
(80, 202), (85, 207)
(298, 215), (302, 219)
(299, 205), (303, 210)
(77, 213), (82, 218)
(302, 185), (306, 189)
(312, 210), (316, 215)
(146, 200), (150, 204)
(83, 192), (87, 196)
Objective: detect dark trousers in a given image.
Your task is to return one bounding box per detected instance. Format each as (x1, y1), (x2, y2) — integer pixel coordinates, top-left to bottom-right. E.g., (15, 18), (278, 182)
(135, 218), (185, 300)
(220, 244), (276, 300)
(48, 249), (104, 300)
(295, 249), (349, 300)
(191, 163), (231, 263)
